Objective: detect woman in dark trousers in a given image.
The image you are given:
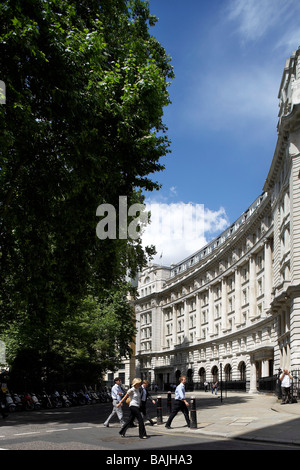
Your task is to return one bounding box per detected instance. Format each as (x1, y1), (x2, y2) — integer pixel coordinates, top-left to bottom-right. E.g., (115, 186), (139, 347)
(117, 378), (148, 439)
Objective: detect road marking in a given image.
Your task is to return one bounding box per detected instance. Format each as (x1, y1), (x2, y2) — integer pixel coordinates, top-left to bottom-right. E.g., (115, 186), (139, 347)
(72, 426), (93, 430)
(14, 432), (41, 436)
(46, 428), (69, 432)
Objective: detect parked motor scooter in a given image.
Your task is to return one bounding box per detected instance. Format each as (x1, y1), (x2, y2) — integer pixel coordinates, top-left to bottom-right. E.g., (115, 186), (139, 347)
(5, 391), (16, 412)
(21, 392), (35, 411)
(89, 390), (100, 404)
(76, 390), (88, 405)
(40, 390), (53, 409)
(60, 391), (72, 407)
(51, 391), (63, 408)
(13, 393), (24, 411)
(31, 392), (41, 409)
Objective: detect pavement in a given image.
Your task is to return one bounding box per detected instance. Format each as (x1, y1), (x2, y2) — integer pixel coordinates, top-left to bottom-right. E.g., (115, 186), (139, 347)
(155, 390), (300, 447)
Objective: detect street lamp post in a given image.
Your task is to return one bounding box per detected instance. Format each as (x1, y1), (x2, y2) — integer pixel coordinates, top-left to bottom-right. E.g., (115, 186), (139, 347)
(220, 363), (223, 403)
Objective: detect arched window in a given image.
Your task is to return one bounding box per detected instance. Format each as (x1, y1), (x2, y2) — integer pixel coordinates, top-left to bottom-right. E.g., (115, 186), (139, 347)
(224, 363), (232, 381)
(238, 361), (246, 381)
(198, 367), (206, 383)
(211, 365), (218, 382)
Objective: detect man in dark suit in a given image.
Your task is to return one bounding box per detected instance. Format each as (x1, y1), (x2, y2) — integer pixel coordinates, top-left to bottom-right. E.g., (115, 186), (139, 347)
(140, 380), (156, 426)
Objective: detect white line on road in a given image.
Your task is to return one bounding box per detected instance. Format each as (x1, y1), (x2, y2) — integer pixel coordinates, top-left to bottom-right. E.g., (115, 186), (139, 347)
(46, 428), (69, 432)
(72, 426), (93, 430)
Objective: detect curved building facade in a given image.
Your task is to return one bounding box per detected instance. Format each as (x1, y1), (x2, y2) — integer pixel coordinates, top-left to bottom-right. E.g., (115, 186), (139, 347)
(135, 48), (300, 392)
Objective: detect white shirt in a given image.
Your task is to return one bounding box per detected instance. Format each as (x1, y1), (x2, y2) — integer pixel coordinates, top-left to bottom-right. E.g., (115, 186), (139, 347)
(281, 374), (292, 387)
(127, 386), (141, 407)
(175, 382), (185, 400)
(111, 384), (123, 402)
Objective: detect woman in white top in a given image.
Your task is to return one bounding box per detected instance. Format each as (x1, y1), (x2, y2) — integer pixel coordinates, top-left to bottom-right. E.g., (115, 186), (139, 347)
(117, 378), (147, 439)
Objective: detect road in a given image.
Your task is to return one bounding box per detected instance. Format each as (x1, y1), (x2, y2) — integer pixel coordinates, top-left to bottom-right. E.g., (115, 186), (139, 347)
(0, 400), (299, 455)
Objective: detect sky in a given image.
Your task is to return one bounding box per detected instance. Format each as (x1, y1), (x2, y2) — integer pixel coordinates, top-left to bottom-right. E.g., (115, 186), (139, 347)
(139, 0), (300, 267)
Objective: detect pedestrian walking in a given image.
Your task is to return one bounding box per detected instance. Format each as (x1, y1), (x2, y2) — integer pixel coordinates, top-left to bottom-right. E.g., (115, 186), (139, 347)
(140, 380), (156, 426)
(212, 381), (218, 395)
(103, 377), (125, 427)
(117, 378), (148, 439)
(280, 369), (293, 404)
(165, 376), (190, 429)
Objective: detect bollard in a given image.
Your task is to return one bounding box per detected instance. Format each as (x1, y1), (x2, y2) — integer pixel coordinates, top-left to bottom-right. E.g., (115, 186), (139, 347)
(156, 395), (163, 425)
(190, 396), (197, 429)
(167, 392), (172, 416)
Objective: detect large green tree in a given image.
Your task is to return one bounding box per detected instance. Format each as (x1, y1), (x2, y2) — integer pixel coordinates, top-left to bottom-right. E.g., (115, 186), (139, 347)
(0, 0), (173, 373)
(5, 286), (136, 388)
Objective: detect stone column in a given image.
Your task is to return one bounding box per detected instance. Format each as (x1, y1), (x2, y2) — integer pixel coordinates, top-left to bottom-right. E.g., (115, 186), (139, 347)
(221, 277), (228, 331)
(289, 143), (300, 284)
(261, 359), (269, 378)
(208, 285), (214, 337)
(249, 255), (257, 319)
(249, 359), (258, 393)
(195, 294), (201, 339)
(184, 299), (189, 340)
(290, 295), (300, 369)
(264, 239), (273, 310)
(172, 304), (177, 346)
(161, 308), (166, 349)
(234, 267), (242, 326)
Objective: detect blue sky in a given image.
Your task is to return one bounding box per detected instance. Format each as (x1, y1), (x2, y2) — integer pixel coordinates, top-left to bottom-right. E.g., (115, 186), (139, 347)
(141, 0), (300, 266)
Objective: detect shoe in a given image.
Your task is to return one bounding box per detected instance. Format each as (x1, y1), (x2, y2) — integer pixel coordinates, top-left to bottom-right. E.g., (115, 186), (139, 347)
(119, 432), (126, 437)
(140, 435), (148, 439)
(149, 420), (154, 426)
(103, 423), (109, 427)
(165, 425), (172, 429)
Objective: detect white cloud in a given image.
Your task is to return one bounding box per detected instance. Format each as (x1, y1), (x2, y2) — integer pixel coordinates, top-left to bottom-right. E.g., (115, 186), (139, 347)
(141, 200), (229, 266)
(182, 65), (279, 135)
(226, 0), (294, 43)
(169, 186), (177, 196)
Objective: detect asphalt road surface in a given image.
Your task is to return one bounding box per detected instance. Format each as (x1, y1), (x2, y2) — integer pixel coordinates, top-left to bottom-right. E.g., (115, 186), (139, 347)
(0, 400), (299, 455)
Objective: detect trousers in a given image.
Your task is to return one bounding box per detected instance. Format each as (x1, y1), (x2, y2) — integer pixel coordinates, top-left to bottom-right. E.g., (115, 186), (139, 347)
(165, 399), (190, 427)
(120, 405), (147, 438)
(140, 401), (154, 425)
(104, 400), (125, 426)
(281, 386), (291, 404)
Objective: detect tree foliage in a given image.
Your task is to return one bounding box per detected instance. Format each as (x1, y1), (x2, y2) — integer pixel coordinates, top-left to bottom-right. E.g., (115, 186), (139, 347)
(0, 0), (173, 380)
(5, 286), (136, 388)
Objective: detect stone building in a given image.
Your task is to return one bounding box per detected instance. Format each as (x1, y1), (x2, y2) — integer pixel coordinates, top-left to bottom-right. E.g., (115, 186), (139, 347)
(134, 48), (300, 393)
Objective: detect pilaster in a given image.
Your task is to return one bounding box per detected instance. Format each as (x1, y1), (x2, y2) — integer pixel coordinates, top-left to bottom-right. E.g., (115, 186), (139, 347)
(249, 255), (257, 319)
(234, 267), (242, 326)
(290, 294), (300, 369)
(289, 137), (300, 284)
(264, 239), (273, 309)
